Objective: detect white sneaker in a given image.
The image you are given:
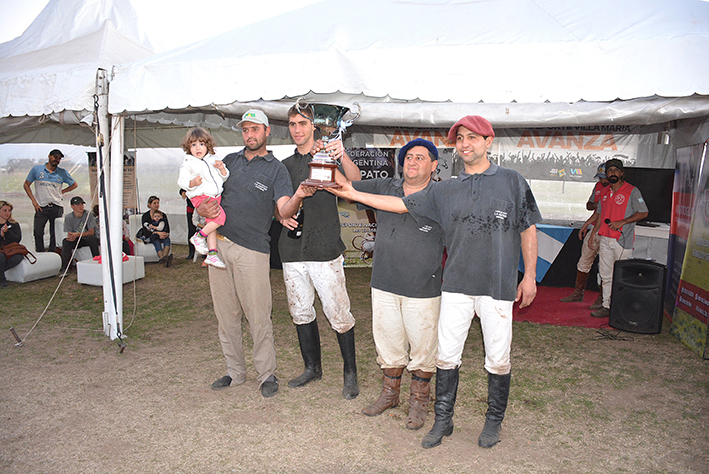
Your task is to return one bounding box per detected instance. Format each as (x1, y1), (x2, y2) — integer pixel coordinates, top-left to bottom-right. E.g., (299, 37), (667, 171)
(190, 232), (209, 255)
(204, 253), (226, 269)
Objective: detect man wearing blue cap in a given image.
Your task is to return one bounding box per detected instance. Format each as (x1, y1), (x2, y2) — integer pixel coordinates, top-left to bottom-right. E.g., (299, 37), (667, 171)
(559, 163), (610, 308)
(328, 116), (542, 450)
(351, 138), (444, 430)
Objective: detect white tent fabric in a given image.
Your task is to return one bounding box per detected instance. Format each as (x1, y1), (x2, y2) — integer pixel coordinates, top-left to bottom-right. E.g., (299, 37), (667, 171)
(0, 0), (153, 143)
(109, 0), (709, 128)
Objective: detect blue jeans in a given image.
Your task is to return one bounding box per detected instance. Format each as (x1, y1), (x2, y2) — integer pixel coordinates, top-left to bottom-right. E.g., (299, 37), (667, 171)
(150, 236), (171, 254)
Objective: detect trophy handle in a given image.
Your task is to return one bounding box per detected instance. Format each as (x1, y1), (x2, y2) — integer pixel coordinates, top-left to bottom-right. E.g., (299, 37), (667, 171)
(294, 97), (314, 123)
(335, 102), (361, 141)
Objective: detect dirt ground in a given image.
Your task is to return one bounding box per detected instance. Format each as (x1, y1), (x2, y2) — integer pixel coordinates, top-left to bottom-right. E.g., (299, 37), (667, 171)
(1, 251), (708, 473)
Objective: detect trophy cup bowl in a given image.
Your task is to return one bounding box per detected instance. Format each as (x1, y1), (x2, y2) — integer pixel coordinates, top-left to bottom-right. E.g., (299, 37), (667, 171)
(297, 99), (360, 188)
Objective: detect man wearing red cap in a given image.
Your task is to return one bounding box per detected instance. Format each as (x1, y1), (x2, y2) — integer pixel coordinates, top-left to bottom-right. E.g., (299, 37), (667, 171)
(351, 138), (444, 430)
(328, 116), (542, 450)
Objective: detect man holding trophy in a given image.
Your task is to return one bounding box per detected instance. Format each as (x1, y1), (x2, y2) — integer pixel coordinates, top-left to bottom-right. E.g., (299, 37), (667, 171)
(277, 100), (362, 400)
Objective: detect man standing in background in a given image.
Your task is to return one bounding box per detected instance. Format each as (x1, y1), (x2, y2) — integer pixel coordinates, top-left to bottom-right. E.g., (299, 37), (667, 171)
(588, 158), (648, 318)
(23, 149), (77, 252)
(559, 163), (609, 309)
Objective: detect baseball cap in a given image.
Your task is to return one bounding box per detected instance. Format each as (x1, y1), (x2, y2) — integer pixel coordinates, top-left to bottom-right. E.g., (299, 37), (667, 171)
(49, 149), (64, 158)
(238, 109), (269, 127)
(447, 115), (495, 142)
(397, 138), (439, 167)
(70, 196), (85, 205)
(605, 158), (624, 171)
(594, 164), (606, 179)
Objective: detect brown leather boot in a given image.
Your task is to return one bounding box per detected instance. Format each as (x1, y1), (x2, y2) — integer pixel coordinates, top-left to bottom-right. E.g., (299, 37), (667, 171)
(589, 286), (603, 310)
(406, 370), (433, 430)
(362, 367), (403, 416)
(560, 270), (589, 302)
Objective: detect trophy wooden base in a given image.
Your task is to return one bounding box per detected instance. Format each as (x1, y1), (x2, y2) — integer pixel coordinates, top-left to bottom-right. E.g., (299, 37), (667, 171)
(301, 179), (342, 188)
(302, 161), (340, 188)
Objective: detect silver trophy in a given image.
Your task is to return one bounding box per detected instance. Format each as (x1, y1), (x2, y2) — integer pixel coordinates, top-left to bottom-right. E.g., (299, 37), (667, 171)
(295, 98), (360, 187)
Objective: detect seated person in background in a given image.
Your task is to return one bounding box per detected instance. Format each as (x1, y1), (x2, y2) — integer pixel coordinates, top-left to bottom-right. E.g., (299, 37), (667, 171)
(138, 196), (173, 267)
(0, 200), (25, 288)
(61, 196), (99, 273)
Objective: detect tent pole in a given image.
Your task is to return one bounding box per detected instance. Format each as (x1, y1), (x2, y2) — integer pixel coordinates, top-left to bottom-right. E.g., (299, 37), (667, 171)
(109, 115), (124, 339)
(95, 69), (118, 339)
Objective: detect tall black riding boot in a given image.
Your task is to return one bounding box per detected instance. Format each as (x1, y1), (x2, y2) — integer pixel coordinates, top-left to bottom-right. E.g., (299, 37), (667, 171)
(336, 327), (359, 399)
(421, 367), (459, 449)
(288, 320), (322, 388)
(478, 371), (511, 448)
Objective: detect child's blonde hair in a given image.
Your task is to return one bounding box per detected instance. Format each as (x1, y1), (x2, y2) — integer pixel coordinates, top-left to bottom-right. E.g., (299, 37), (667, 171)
(182, 127), (216, 156)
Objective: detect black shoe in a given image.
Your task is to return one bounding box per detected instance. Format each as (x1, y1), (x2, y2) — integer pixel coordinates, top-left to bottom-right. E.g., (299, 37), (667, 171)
(422, 419), (454, 448)
(185, 253), (195, 260)
(0, 280), (8, 288)
(261, 374), (279, 398)
(421, 368), (459, 449)
(165, 254), (174, 268)
(211, 375), (232, 390)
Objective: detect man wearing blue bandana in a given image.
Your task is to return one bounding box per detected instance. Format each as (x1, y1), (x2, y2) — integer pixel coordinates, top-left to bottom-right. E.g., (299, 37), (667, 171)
(352, 138), (444, 430)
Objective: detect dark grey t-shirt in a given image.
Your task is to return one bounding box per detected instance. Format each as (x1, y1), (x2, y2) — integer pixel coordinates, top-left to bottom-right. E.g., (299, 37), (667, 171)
(403, 162), (542, 301)
(220, 150), (293, 254)
(353, 177), (444, 299)
(278, 150), (346, 262)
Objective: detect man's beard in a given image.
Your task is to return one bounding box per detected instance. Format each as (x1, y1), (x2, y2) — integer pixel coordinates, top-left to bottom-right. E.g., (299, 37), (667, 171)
(608, 176), (620, 184)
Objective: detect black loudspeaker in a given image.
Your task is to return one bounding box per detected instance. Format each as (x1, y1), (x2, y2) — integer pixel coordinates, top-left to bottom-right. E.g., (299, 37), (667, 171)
(610, 259), (667, 334)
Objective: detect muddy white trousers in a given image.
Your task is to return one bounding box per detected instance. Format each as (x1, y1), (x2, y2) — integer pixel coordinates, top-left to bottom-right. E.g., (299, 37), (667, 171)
(370, 288), (440, 372)
(282, 255), (355, 334)
(436, 292), (513, 375)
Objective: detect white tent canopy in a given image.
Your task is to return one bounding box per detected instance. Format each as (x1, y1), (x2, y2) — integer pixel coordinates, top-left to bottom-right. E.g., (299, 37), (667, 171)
(109, 0), (709, 130)
(0, 0), (153, 144)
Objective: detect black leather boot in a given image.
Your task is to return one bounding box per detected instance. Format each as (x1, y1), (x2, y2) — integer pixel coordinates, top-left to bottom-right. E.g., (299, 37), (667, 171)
(478, 371), (511, 448)
(288, 320), (322, 388)
(421, 367), (459, 449)
(336, 327), (359, 399)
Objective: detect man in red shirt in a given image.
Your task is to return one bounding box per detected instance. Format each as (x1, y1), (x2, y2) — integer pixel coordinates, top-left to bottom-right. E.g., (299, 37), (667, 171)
(588, 159), (649, 318)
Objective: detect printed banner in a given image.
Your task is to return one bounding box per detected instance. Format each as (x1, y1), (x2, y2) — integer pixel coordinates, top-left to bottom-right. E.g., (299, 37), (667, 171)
(665, 145), (704, 318)
(671, 142), (709, 358)
(340, 148), (395, 268)
(88, 151), (137, 213)
(375, 126), (640, 182)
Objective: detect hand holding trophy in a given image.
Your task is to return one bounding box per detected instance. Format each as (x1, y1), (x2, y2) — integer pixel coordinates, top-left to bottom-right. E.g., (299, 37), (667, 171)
(295, 98), (360, 188)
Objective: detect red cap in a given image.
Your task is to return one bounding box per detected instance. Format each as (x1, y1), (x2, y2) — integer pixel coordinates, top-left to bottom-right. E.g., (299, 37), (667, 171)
(447, 115), (495, 142)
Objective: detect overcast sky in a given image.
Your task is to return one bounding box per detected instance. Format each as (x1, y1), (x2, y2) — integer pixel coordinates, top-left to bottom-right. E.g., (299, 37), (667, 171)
(0, 0), (322, 53)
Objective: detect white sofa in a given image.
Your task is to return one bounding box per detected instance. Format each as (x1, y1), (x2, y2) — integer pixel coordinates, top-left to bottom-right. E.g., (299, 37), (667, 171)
(4, 223), (62, 283)
(128, 213), (187, 263)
